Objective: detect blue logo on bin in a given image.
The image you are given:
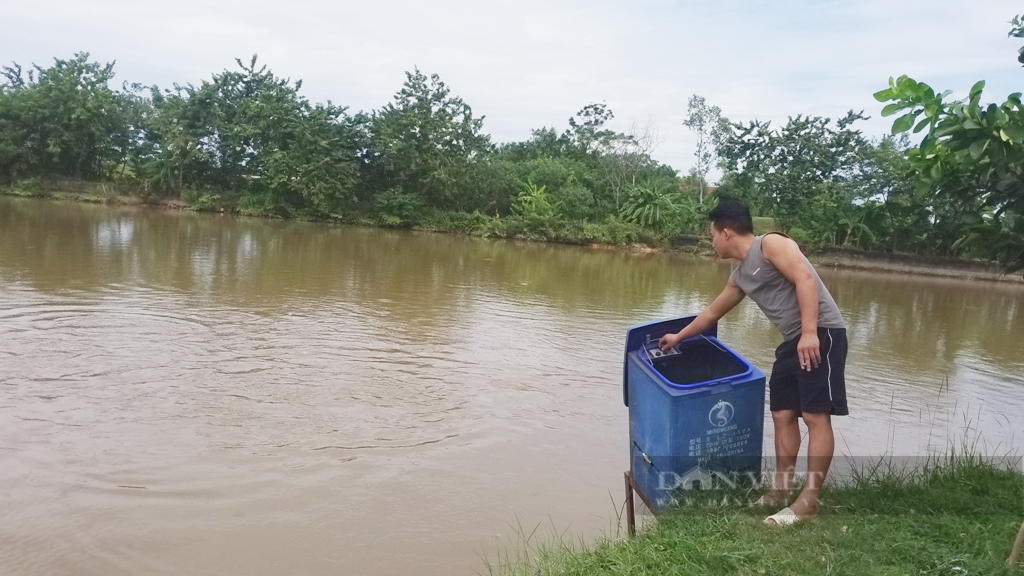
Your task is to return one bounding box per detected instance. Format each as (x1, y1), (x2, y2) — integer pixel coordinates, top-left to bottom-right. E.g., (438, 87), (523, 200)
(709, 400), (735, 427)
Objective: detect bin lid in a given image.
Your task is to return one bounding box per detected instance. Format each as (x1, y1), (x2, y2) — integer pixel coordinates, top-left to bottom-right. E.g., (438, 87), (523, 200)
(623, 315), (717, 406)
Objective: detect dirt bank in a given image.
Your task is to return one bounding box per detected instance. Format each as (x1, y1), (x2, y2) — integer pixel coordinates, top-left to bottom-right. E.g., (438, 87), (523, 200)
(811, 247), (1024, 284)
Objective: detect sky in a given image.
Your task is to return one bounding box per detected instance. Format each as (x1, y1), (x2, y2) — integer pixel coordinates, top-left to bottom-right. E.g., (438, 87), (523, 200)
(2, 0), (1020, 179)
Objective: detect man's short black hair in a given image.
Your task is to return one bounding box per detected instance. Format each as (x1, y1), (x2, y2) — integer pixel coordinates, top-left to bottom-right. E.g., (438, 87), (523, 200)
(708, 198), (754, 235)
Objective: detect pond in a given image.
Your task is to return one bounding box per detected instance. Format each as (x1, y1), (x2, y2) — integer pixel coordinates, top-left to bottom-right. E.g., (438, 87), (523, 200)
(1, 196), (1021, 575)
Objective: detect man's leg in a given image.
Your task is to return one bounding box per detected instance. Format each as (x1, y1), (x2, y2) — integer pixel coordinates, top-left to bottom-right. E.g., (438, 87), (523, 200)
(765, 328), (846, 522)
(767, 408), (800, 503)
(789, 410), (833, 518)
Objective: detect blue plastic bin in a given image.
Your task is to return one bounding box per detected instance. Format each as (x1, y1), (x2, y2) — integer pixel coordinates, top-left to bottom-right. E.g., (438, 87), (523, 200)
(624, 316), (766, 509)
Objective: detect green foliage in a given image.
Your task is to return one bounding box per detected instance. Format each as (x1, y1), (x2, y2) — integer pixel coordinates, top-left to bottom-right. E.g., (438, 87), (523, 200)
(516, 157), (594, 220)
(9, 61), (590, 244)
(143, 56), (363, 216)
(579, 215), (640, 245)
(373, 187), (427, 227)
(552, 180), (595, 221)
(1010, 14), (1024, 66)
(463, 159), (521, 216)
(365, 68), (490, 212)
(187, 192), (222, 211)
(620, 180), (683, 230)
(751, 216), (778, 234)
(683, 94), (730, 201)
(717, 111), (870, 244)
(877, 69), (1024, 273)
(714, 102), (968, 255)
(511, 180), (558, 232)
(417, 209), (495, 234)
(8, 176), (42, 196)
(518, 157), (576, 194)
(566, 102), (621, 157)
(143, 80), (215, 193)
(852, 136), (936, 252)
(14, 48), (1023, 263)
(495, 126), (572, 162)
(261, 102), (363, 218)
(0, 56), (692, 247)
(497, 104), (675, 220)
(0, 53), (132, 180)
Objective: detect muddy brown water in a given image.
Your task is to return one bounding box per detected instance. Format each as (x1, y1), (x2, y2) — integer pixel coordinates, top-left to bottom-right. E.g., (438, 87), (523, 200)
(2, 197), (1022, 575)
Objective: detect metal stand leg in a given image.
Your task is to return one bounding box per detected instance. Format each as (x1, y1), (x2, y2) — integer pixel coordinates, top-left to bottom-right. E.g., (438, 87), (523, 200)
(624, 469), (661, 537)
(624, 471), (636, 537)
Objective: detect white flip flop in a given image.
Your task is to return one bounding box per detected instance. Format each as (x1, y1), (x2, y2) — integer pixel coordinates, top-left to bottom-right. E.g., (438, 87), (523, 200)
(764, 506), (801, 526)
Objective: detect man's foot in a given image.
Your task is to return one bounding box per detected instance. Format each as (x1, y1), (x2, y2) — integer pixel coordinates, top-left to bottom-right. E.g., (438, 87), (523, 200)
(764, 494), (819, 525)
(753, 489), (792, 507)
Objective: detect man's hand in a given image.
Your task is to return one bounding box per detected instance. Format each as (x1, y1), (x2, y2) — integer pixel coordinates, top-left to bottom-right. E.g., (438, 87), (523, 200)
(659, 332), (683, 351)
(797, 332), (820, 371)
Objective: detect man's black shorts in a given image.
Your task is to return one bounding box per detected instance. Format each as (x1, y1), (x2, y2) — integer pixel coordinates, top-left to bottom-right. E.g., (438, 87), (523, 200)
(769, 327), (849, 416)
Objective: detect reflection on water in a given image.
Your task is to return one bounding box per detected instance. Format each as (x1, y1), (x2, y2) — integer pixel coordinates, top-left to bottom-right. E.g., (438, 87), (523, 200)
(1, 196), (1022, 575)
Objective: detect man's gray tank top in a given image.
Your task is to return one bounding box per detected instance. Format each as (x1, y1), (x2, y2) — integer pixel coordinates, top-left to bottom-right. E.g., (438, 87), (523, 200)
(729, 234), (845, 341)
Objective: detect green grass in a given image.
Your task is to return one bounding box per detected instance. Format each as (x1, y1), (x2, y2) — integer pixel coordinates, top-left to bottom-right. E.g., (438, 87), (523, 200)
(486, 452), (1024, 576)
(752, 216), (779, 235)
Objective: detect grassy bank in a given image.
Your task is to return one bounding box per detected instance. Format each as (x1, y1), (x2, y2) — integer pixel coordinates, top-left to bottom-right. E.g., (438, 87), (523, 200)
(0, 177), (188, 209)
(5, 184), (1023, 282)
(0, 181), (693, 249)
(488, 453), (1024, 576)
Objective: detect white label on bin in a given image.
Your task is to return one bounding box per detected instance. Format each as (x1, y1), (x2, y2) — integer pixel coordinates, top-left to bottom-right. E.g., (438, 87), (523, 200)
(709, 400), (735, 427)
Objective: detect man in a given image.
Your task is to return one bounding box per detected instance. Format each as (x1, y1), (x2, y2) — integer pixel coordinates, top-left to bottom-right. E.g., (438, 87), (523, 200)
(659, 198), (848, 525)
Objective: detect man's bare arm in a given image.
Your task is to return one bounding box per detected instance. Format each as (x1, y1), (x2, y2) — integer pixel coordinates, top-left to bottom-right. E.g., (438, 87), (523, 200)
(659, 280), (745, 350)
(761, 233), (820, 370)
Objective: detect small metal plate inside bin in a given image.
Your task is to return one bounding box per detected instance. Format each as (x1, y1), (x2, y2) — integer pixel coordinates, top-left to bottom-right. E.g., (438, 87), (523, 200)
(640, 335), (749, 388)
(644, 342), (681, 362)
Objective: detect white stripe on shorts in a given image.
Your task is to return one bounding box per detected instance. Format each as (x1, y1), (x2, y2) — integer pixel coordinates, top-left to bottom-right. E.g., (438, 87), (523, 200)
(826, 329), (834, 403)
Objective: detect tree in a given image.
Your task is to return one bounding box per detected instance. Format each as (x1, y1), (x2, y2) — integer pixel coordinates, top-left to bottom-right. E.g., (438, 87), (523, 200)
(875, 70), (1024, 273)
(145, 81), (220, 192)
(561, 104), (678, 216)
(109, 82), (154, 181)
(144, 56), (364, 216)
(0, 64), (37, 178)
(717, 111), (869, 244)
(598, 118), (668, 214)
(209, 56), (364, 216)
(256, 102), (365, 217)
(0, 53), (129, 180)
(496, 127), (572, 162)
(365, 69), (491, 213)
(852, 136), (935, 253)
(682, 94), (729, 202)
(566, 102), (621, 157)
